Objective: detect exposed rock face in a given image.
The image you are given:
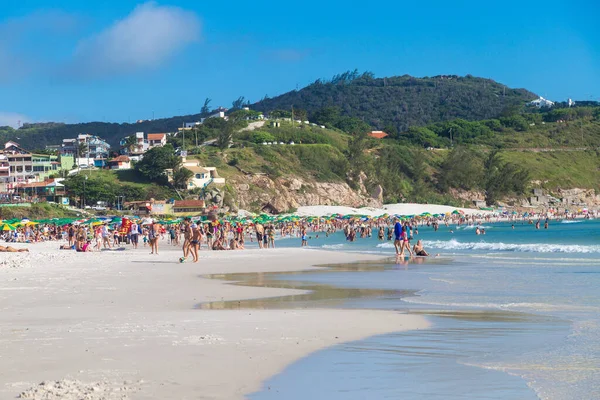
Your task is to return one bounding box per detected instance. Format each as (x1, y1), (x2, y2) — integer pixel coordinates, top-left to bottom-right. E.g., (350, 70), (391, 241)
(230, 175), (382, 213)
(555, 188), (600, 206)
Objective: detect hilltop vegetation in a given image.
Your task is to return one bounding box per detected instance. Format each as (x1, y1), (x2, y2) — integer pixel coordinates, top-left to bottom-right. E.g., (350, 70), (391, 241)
(253, 71), (537, 133)
(0, 72), (535, 150)
(2, 71), (600, 210)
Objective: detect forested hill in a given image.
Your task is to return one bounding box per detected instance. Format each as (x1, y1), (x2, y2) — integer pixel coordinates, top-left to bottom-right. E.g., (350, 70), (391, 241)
(252, 72), (537, 133)
(0, 114), (202, 150)
(0, 72), (538, 151)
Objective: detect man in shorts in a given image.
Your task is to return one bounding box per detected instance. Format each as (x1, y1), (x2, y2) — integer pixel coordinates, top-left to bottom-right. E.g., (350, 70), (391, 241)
(130, 220), (139, 249)
(255, 223), (264, 249)
(393, 217), (402, 255)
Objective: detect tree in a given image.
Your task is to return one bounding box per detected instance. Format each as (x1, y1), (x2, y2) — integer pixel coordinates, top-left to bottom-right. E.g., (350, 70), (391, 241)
(216, 123), (234, 150)
(123, 135), (137, 153)
(231, 96), (246, 111)
(201, 98), (212, 115)
(483, 151), (529, 205)
(437, 146), (483, 191)
(293, 108), (308, 122)
(172, 167), (193, 189)
(78, 141), (88, 159)
(383, 123), (398, 139)
(136, 144), (180, 183)
(251, 131), (276, 144)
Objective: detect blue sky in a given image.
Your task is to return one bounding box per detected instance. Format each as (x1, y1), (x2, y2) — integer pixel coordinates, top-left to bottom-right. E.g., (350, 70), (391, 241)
(0, 0), (598, 127)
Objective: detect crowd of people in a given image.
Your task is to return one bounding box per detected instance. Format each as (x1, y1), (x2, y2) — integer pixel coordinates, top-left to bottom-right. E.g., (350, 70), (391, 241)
(1, 208), (597, 259)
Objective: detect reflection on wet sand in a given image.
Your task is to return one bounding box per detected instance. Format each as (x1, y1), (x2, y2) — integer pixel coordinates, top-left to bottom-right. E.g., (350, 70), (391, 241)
(197, 256), (556, 326)
(197, 258), (419, 310)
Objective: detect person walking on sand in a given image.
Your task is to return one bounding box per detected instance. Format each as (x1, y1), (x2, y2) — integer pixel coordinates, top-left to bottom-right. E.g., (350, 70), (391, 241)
(149, 221), (160, 255)
(190, 222), (200, 262)
(101, 223), (112, 249)
(182, 219), (192, 259)
(130, 220), (139, 249)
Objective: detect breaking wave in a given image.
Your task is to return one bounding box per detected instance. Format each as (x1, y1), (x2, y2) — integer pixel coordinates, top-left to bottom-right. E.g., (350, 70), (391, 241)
(321, 244), (345, 250)
(423, 239), (600, 254)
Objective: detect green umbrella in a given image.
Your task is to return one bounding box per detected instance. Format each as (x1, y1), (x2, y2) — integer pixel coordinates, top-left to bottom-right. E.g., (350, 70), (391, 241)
(0, 223), (16, 231)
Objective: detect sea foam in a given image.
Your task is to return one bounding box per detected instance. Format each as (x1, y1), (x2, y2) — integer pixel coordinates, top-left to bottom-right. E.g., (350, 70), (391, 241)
(422, 239), (600, 254)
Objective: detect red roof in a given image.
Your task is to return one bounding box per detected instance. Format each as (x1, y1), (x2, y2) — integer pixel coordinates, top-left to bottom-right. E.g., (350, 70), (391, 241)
(17, 179), (57, 188)
(148, 133), (166, 141)
(109, 155), (131, 163)
(174, 200), (205, 208)
(368, 131), (388, 139)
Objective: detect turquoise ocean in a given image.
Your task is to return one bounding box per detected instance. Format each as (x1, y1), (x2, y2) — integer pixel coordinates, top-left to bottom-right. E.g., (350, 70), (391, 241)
(249, 219), (600, 400)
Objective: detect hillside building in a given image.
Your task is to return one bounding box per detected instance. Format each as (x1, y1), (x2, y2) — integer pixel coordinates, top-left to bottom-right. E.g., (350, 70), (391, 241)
(120, 132), (149, 161)
(368, 130), (389, 139)
(108, 155), (132, 170)
(60, 134), (110, 167)
(148, 133), (167, 148)
(0, 141), (72, 193)
(528, 97), (555, 108)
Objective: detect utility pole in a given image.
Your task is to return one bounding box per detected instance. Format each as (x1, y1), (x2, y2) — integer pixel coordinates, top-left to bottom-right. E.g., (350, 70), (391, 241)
(291, 105), (294, 127)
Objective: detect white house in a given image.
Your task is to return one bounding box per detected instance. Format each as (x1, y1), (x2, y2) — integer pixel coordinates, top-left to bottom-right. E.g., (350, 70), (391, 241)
(167, 160), (226, 190)
(147, 133), (167, 148)
(528, 96), (555, 108)
(200, 110), (227, 123)
(108, 155), (132, 170)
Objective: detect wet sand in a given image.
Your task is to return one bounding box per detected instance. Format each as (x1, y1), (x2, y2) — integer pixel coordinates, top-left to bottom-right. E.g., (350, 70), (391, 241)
(0, 242), (429, 399)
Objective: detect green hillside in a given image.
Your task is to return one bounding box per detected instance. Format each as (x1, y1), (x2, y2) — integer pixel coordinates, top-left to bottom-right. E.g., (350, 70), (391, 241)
(253, 71), (537, 133)
(47, 105), (600, 211)
(0, 72), (536, 150)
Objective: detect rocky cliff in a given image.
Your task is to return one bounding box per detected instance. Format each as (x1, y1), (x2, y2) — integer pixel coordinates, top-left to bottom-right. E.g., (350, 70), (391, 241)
(227, 175), (381, 213)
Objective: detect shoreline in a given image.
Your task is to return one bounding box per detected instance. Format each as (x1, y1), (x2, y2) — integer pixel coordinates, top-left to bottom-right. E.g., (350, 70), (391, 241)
(0, 243), (429, 399)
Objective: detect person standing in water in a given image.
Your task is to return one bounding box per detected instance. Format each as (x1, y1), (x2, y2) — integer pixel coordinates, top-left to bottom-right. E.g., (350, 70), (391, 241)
(393, 218), (402, 255)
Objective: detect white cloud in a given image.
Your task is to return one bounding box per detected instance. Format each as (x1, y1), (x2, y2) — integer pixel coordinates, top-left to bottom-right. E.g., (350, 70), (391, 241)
(71, 2), (201, 77)
(0, 112), (31, 128)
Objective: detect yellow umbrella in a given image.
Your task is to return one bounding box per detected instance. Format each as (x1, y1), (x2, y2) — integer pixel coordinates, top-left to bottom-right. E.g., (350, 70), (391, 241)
(0, 223), (16, 231)
(25, 221), (39, 226)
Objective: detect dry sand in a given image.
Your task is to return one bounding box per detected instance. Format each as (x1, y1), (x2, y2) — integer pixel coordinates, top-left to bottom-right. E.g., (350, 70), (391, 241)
(0, 241), (429, 399)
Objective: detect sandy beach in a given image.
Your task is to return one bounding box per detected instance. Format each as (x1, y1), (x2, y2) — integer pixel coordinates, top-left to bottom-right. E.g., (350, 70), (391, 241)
(0, 242), (429, 399)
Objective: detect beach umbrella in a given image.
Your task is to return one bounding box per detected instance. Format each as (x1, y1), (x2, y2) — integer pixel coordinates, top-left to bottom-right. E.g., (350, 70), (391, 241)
(0, 223), (16, 231)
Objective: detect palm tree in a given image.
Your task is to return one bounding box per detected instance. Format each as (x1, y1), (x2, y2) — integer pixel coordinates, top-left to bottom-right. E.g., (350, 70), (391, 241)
(78, 141), (88, 159)
(172, 167), (193, 189)
(123, 135), (137, 154)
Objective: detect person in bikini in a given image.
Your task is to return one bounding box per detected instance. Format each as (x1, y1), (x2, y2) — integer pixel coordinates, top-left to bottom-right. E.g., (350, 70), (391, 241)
(0, 245), (29, 252)
(190, 223), (200, 262)
(182, 219), (192, 260)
